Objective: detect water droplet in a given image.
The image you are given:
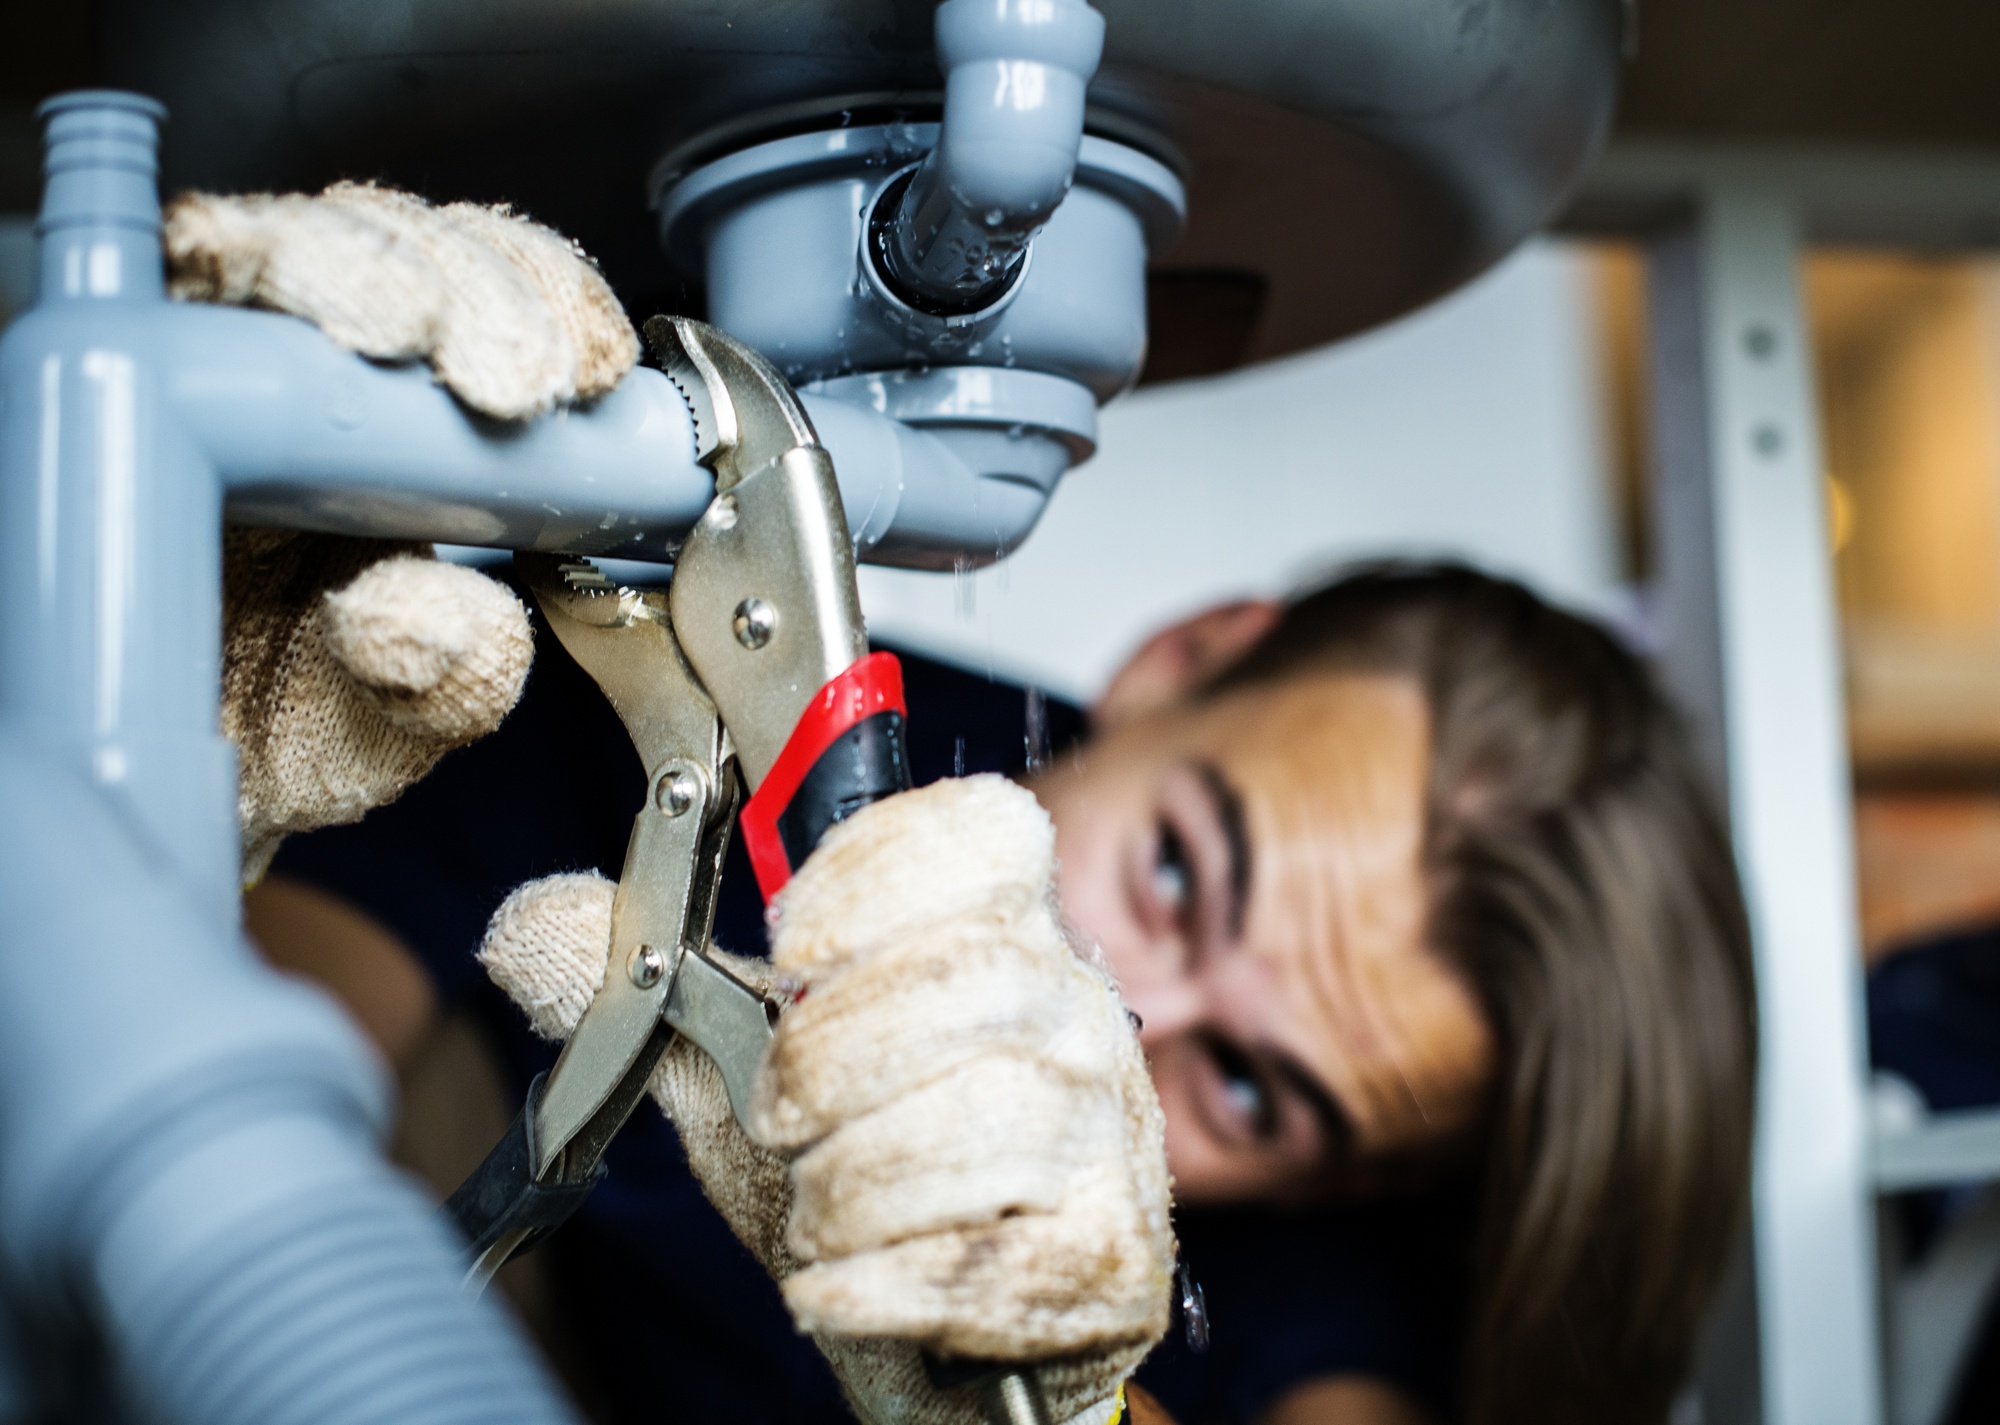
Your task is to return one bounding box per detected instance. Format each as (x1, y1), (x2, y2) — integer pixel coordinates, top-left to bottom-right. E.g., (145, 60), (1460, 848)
(1023, 688), (1050, 772)
(1178, 1264), (1210, 1353)
(953, 556), (976, 621)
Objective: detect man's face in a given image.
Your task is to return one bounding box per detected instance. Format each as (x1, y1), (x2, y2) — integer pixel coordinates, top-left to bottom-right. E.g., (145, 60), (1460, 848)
(1030, 674), (1494, 1204)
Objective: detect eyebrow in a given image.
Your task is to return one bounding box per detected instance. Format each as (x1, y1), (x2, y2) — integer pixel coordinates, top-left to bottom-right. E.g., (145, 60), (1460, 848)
(1194, 761), (1252, 940)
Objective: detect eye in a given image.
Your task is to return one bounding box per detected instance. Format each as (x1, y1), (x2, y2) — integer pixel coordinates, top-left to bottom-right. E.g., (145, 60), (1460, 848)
(1205, 1035), (1276, 1139)
(1152, 822), (1193, 919)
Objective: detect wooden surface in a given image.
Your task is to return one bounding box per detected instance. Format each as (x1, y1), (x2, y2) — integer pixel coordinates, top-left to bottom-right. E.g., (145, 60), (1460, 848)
(1124, 1382), (1179, 1425)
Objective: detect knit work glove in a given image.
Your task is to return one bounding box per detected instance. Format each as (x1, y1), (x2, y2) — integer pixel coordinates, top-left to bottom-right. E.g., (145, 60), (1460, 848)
(166, 181), (638, 421)
(168, 183), (640, 880)
(480, 776), (1176, 1425)
(221, 530), (533, 883)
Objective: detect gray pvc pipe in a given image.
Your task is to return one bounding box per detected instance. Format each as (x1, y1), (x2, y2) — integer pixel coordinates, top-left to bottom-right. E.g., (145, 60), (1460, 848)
(879, 0), (1105, 313)
(0, 737), (577, 1425)
(801, 393), (1068, 569)
(187, 311), (1060, 570)
(187, 308), (715, 558)
(0, 92), (582, 1425)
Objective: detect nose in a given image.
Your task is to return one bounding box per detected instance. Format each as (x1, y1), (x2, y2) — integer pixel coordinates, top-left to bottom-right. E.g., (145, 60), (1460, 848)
(1125, 977), (1208, 1044)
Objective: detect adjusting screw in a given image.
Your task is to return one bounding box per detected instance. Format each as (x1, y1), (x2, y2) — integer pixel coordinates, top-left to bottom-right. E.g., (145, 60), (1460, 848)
(733, 597), (777, 650)
(630, 944), (667, 989)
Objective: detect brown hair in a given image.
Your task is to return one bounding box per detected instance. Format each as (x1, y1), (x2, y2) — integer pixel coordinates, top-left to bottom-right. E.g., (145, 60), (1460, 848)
(1212, 563), (1757, 1425)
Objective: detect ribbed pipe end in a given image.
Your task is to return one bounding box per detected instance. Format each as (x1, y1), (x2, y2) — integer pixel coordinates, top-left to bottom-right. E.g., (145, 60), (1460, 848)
(36, 90), (164, 234)
(33, 89), (166, 301)
(35, 90), (167, 126)
(115, 1179), (575, 1425)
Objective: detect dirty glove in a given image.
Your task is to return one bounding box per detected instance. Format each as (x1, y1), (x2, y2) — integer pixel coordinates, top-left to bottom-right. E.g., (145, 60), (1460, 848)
(168, 183), (640, 879)
(166, 180), (637, 420)
(481, 775), (1176, 1425)
(221, 529), (532, 882)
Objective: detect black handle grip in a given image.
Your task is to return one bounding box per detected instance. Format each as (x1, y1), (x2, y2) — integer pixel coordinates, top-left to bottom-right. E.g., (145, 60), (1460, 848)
(443, 1074), (603, 1268)
(775, 708), (910, 870)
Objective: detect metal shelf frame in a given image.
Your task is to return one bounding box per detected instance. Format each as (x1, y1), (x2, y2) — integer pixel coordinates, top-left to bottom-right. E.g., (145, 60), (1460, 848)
(1561, 143), (2000, 1425)
(1875, 1111), (2000, 1194)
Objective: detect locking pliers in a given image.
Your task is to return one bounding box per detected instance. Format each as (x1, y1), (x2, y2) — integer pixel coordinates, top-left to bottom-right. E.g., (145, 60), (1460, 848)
(443, 319), (1056, 1425)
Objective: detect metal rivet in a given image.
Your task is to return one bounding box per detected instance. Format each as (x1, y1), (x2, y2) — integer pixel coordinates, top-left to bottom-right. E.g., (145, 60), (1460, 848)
(656, 765), (702, 816)
(629, 944), (666, 989)
(1744, 325), (1778, 360)
(733, 597), (776, 649)
(1752, 424), (1784, 457)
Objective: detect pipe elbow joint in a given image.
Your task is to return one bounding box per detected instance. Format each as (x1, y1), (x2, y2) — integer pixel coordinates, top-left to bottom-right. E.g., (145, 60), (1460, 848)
(881, 0), (1105, 313)
(933, 0), (1102, 220)
(935, 117), (1087, 227)
(935, 0), (1106, 74)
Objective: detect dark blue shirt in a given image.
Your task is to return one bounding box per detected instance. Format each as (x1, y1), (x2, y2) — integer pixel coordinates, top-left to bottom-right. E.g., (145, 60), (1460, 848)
(1870, 923), (2000, 1116)
(275, 588), (1469, 1424)
(1866, 921), (2000, 1425)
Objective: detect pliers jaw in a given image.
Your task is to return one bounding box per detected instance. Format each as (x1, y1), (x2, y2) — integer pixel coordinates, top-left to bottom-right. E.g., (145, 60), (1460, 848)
(651, 315), (909, 893)
(647, 314), (817, 495)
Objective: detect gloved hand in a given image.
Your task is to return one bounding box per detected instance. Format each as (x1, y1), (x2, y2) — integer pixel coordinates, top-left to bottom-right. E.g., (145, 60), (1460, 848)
(221, 528), (533, 882)
(167, 183), (641, 880)
(167, 180), (637, 421)
(481, 775), (1176, 1425)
